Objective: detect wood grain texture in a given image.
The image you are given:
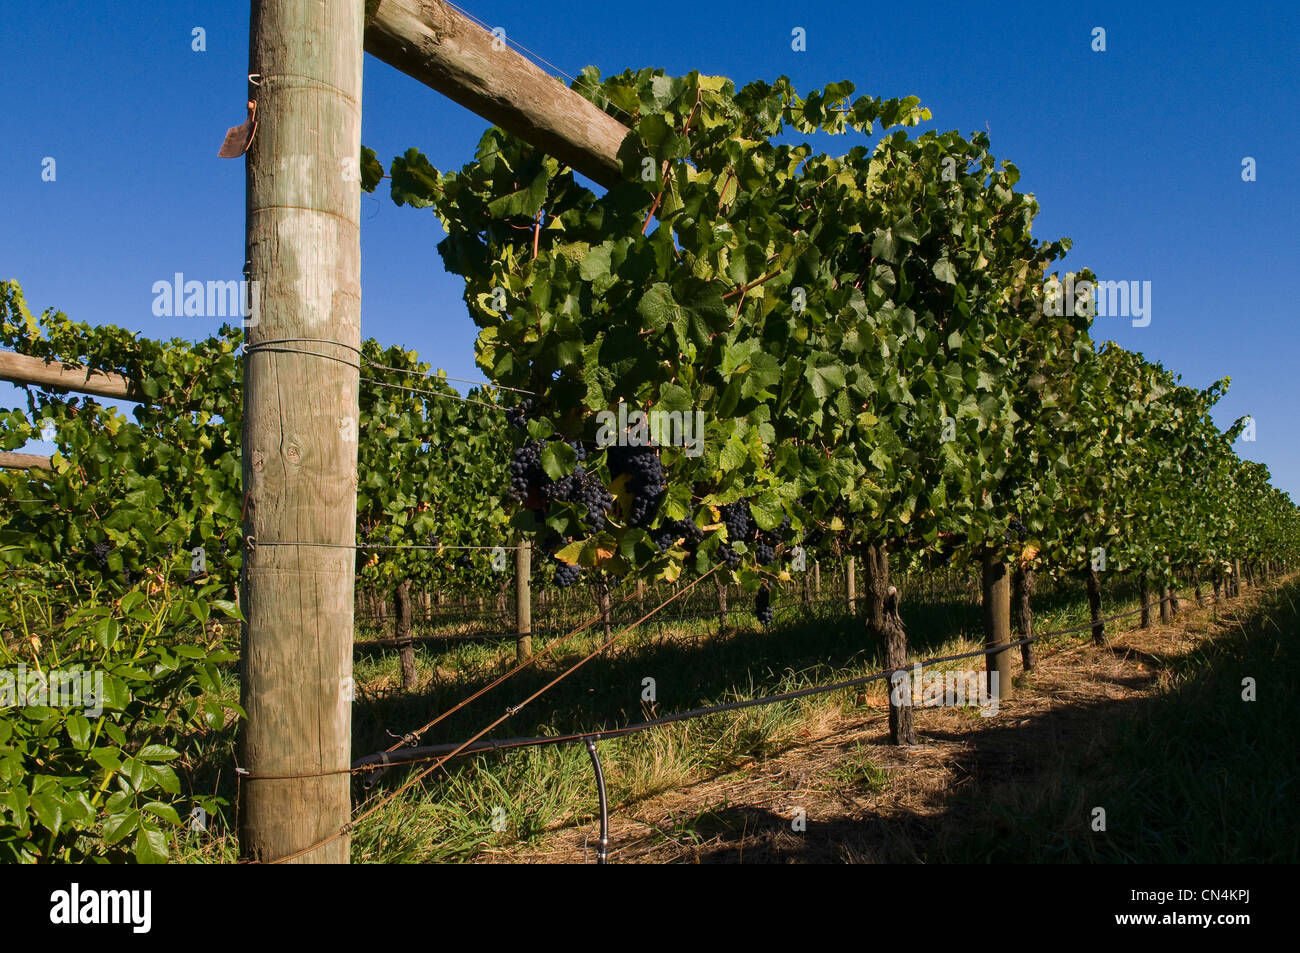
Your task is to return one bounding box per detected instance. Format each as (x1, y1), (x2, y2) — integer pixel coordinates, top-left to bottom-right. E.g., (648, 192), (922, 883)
(239, 0), (363, 865)
(0, 451), (53, 470)
(364, 0), (630, 187)
(0, 349), (136, 401)
(982, 551), (1013, 699)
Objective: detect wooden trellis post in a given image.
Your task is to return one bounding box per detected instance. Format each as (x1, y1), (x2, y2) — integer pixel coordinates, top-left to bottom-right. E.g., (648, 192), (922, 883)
(239, 0), (364, 864)
(845, 555), (856, 614)
(515, 541), (532, 661)
(981, 550), (1012, 701)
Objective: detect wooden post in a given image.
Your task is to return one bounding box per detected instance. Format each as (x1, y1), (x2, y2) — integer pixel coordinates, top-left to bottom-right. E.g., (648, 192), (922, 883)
(598, 579), (612, 640)
(715, 574), (728, 634)
(515, 541), (531, 662)
(1086, 567), (1106, 645)
(1140, 574), (1154, 628)
(981, 551), (1012, 701)
(363, 0), (628, 188)
(395, 579), (416, 691)
(1012, 565), (1035, 671)
(239, 0), (363, 865)
(813, 560), (821, 597)
(846, 555), (856, 615)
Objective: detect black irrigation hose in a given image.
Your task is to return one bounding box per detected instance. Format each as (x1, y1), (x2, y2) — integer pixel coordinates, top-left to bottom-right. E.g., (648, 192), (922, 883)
(350, 593), (1184, 774)
(584, 737), (609, 864)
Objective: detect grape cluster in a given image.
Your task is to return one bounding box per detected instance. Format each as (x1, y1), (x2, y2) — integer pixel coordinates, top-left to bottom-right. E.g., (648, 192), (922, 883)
(554, 562), (581, 588)
(1006, 517), (1029, 543)
(459, 552), (473, 568)
(608, 446), (666, 527)
(428, 533), (441, 548)
(91, 541), (111, 570)
(754, 516), (793, 566)
(718, 545), (742, 568)
(508, 440), (545, 503)
(755, 584), (774, 626)
(652, 518), (704, 553)
(505, 398), (533, 431)
(570, 468), (615, 532)
(538, 530), (572, 557)
(571, 440), (587, 462)
(720, 501), (753, 543)
(543, 464), (614, 531)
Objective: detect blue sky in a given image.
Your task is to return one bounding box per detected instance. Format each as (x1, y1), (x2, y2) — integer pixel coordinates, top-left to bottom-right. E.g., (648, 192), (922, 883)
(1, 0), (1296, 496)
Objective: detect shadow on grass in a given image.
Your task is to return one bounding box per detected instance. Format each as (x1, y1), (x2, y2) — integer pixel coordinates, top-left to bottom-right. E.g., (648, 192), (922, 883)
(925, 579), (1300, 863)
(586, 578), (1300, 864)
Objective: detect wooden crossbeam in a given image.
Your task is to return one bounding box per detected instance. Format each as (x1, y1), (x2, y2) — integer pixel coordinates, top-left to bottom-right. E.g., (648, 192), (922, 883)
(0, 451), (53, 471)
(0, 349), (136, 401)
(364, 0), (630, 188)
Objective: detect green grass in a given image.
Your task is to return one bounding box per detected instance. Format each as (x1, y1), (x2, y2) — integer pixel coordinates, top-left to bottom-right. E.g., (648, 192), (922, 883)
(170, 571), (1294, 863)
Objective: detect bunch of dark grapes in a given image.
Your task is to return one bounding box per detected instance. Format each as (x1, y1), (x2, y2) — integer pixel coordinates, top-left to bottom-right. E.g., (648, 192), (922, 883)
(755, 584), (774, 626)
(554, 562), (581, 588)
(1006, 517), (1028, 543)
(459, 552), (473, 568)
(428, 533), (441, 548)
(753, 516), (792, 566)
(570, 468), (615, 532)
(608, 446), (666, 527)
(652, 518), (703, 553)
(543, 464), (614, 531)
(570, 440), (587, 462)
(90, 541), (111, 570)
(543, 470), (577, 504)
(680, 519), (704, 548)
(538, 531), (571, 557)
(718, 545), (742, 569)
(721, 501), (753, 544)
(505, 398), (533, 431)
(508, 440), (546, 503)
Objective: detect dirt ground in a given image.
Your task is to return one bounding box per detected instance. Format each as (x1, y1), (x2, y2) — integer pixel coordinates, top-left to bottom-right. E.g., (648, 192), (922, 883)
(480, 587), (1261, 864)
